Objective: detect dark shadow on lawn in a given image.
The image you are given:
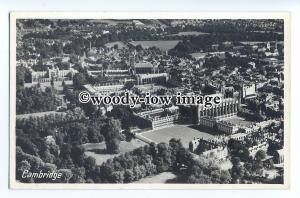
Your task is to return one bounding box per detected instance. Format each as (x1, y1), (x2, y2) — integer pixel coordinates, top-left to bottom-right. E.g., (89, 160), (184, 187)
(165, 173), (187, 184)
(88, 148), (107, 154)
(187, 124), (224, 135)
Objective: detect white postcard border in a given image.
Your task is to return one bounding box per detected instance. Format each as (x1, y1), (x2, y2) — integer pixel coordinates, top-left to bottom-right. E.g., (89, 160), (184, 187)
(9, 11), (291, 189)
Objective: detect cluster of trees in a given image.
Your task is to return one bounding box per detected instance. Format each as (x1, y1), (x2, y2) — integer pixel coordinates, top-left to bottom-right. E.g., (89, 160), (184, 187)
(16, 108), (87, 136)
(100, 118), (122, 154)
(16, 86), (60, 114)
(63, 38), (86, 56)
(186, 159), (232, 184)
(169, 32), (283, 57)
(19, 39), (66, 60)
(230, 153), (279, 184)
(241, 98), (283, 121)
(22, 25), (72, 40)
(203, 56), (225, 70)
(16, 144), (99, 183)
(15, 110), (96, 183)
(258, 85), (284, 97)
(16, 109), (122, 153)
(16, 66), (32, 87)
(108, 106), (138, 129)
(228, 137), (283, 184)
(72, 73), (87, 90)
(16, 118), (231, 184)
(16, 107), (125, 183)
(158, 19), (283, 34)
(225, 52), (250, 68)
(60, 27), (171, 57)
(17, 98), (281, 184)
(228, 139), (251, 162)
(71, 71), (116, 91)
(98, 139), (231, 184)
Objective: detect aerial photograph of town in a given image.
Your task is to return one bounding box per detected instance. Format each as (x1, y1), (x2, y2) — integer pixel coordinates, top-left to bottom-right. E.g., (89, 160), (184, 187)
(14, 18), (285, 185)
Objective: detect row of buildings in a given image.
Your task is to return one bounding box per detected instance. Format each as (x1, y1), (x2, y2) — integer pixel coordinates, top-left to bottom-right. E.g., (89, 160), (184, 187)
(134, 106), (180, 130)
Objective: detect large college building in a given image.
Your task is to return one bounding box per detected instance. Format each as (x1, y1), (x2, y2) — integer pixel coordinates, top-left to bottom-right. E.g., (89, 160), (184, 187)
(136, 73), (169, 85)
(197, 93), (240, 123)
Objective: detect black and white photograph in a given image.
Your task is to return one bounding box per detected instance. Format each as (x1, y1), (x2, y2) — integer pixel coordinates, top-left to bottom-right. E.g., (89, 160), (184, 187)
(9, 12), (290, 189)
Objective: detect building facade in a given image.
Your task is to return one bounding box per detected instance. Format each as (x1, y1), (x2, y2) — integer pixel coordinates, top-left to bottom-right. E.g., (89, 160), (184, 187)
(136, 73), (169, 85)
(199, 116), (239, 135)
(197, 94), (240, 123)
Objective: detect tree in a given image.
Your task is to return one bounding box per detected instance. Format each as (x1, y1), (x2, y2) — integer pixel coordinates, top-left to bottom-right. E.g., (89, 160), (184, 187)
(124, 81), (135, 90)
(70, 145), (86, 167)
(253, 160), (264, 176)
(228, 138), (250, 161)
(87, 127), (103, 143)
(73, 73), (87, 89)
(16, 66), (32, 87)
(59, 144), (75, 169)
(101, 118), (122, 154)
(187, 174), (212, 184)
(69, 167), (86, 183)
(154, 143), (172, 172)
(124, 169), (135, 183)
(81, 100), (97, 117)
(211, 169), (232, 184)
(175, 147), (193, 171)
(57, 169), (73, 183)
(169, 138), (184, 168)
(65, 123), (88, 144)
(231, 157), (245, 183)
(16, 86), (59, 114)
(219, 170), (232, 184)
(84, 156), (96, 179)
(16, 160), (32, 182)
(16, 136), (39, 156)
(255, 150), (267, 161)
(50, 78), (54, 87)
(109, 106), (134, 129)
(111, 171), (125, 183)
(100, 161), (115, 183)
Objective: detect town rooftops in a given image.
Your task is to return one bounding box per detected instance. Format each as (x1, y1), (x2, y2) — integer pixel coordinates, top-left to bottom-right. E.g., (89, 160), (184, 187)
(134, 62), (154, 68)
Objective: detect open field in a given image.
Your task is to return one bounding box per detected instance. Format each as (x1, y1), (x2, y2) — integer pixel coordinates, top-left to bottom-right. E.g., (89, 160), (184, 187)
(88, 19), (133, 25)
(132, 172), (176, 184)
(83, 139), (147, 165)
(129, 40), (180, 51)
(16, 111), (66, 119)
(139, 124), (215, 148)
(240, 41), (284, 45)
(104, 41), (127, 49)
(168, 31), (209, 37)
(190, 52), (207, 60)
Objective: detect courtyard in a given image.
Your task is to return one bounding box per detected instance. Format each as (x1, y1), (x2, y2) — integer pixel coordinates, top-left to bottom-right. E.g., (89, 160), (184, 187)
(138, 124), (215, 148)
(222, 115), (254, 127)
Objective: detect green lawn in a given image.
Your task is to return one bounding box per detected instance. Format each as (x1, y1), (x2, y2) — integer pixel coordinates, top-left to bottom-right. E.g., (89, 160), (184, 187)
(130, 40), (181, 51)
(139, 124), (215, 148)
(168, 31), (209, 36)
(104, 41), (127, 49)
(16, 111), (66, 119)
(83, 139), (147, 165)
(132, 172), (176, 184)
